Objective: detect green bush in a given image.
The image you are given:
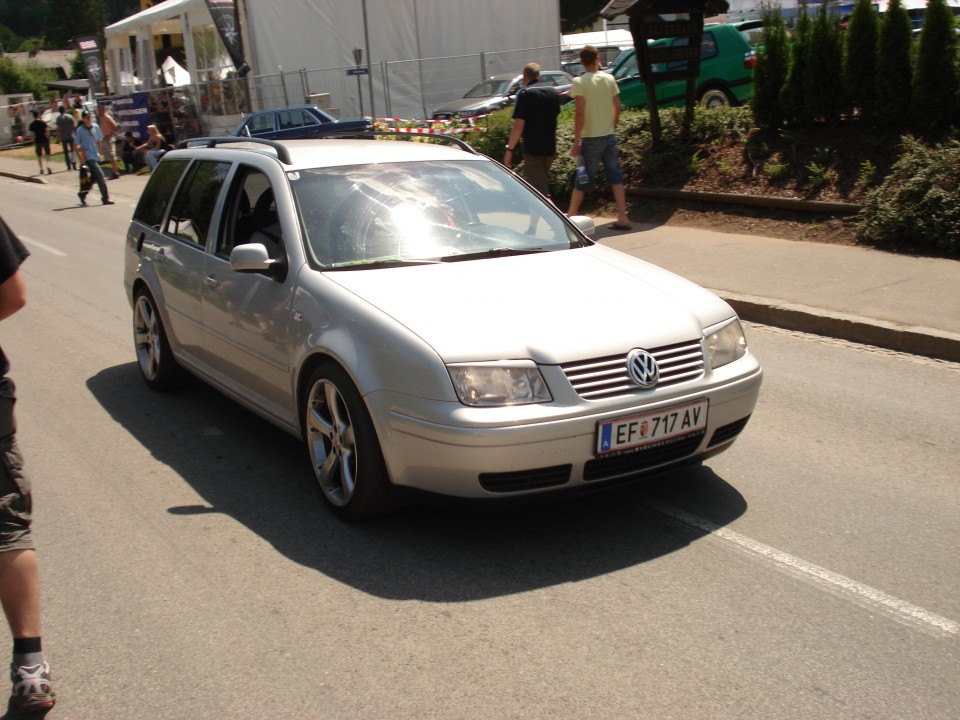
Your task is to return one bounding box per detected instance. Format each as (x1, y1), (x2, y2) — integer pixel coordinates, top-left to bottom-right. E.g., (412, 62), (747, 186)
(752, 4), (790, 128)
(857, 136), (960, 254)
(782, 5), (813, 125)
(806, 0), (845, 125)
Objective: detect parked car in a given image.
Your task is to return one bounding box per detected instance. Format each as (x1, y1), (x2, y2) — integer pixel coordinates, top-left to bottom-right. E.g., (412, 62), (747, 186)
(432, 71), (574, 119)
(124, 133), (762, 520)
(232, 105), (370, 140)
(611, 22), (760, 109)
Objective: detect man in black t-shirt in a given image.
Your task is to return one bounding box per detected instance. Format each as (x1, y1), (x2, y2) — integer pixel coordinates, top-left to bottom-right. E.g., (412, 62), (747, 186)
(27, 112), (52, 176)
(0, 217), (57, 716)
(504, 63), (561, 205)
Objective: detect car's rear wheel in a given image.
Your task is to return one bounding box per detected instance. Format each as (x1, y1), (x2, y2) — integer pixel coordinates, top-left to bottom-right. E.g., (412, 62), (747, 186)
(698, 87), (735, 109)
(133, 287), (184, 391)
(302, 363), (397, 520)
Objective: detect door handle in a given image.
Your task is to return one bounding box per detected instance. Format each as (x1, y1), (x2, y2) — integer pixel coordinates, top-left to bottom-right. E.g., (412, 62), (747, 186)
(203, 275), (220, 288)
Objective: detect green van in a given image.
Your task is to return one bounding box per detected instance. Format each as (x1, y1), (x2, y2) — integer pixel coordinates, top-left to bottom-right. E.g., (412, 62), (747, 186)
(611, 22), (762, 109)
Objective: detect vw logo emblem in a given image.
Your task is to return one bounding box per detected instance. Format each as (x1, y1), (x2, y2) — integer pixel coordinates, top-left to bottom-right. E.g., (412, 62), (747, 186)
(627, 349), (659, 388)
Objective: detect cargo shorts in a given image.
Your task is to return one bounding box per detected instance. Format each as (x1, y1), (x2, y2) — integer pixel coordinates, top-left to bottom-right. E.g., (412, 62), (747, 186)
(0, 400), (33, 552)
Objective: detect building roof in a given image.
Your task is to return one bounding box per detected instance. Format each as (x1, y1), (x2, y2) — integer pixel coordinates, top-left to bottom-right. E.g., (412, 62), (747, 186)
(2, 49), (74, 80)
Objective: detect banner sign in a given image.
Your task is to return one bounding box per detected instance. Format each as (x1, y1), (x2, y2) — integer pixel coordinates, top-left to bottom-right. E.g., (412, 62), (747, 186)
(76, 35), (106, 95)
(204, 0), (251, 76)
(103, 93), (152, 141)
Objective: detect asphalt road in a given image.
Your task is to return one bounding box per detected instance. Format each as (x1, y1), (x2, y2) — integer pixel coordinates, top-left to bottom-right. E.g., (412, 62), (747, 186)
(2, 177), (958, 720)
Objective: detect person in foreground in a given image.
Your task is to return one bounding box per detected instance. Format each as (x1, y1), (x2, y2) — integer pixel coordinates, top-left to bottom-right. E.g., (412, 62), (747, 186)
(0, 216), (56, 717)
(566, 45), (631, 231)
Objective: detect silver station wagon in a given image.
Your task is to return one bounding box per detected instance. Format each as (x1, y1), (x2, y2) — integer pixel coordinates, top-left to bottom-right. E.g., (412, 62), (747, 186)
(123, 134), (762, 519)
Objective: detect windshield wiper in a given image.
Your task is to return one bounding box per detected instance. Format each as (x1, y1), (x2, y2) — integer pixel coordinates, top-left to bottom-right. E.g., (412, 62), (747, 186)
(440, 247), (545, 262)
(328, 258), (441, 270)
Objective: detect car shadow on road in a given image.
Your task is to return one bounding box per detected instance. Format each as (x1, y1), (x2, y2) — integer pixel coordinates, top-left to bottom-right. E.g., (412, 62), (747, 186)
(87, 362), (747, 602)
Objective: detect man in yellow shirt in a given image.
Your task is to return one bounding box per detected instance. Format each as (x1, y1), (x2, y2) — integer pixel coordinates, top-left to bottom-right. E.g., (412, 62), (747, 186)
(567, 45), (631, 230)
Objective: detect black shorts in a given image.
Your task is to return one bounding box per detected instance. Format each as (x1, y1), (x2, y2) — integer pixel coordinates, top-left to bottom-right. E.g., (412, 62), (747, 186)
(34, 141), (51, 157)
(0, 432), (33, 552)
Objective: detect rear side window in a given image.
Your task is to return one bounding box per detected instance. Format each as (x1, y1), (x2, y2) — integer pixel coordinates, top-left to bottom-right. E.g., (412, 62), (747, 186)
(133, 158), (190, 227)
(165, 160), (231, 248)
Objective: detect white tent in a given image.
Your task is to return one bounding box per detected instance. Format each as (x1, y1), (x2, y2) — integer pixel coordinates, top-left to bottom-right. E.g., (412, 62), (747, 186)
(105, 0), (562, 119)
(160, 56), (192, 87)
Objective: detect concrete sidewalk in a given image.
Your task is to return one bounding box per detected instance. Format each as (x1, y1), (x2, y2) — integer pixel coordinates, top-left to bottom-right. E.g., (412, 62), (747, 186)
(3, 148), (959, 362)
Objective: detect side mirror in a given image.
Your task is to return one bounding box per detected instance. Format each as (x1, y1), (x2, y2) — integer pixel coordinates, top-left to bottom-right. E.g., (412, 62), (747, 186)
(569, 215), (595, 237)
(230, 243), (274, 271)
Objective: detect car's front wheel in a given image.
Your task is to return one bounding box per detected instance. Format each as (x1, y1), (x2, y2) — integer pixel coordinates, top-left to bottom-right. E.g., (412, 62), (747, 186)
(133, 287), (184, 391)
(302, 363), (397, 520)
(698, 87), (735, 109)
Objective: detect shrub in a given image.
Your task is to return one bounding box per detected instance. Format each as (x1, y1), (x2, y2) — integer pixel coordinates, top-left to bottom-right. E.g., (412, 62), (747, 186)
(806, 0), (845, 125)
(857, 136), (960, 254)
(782, 5), (813, 125)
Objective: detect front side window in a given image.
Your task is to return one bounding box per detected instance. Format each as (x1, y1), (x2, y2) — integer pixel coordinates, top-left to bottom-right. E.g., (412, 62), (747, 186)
(133, 158), (190, 227)
(165, 160), (231, 248)
(247, 114), (275, 136)
(291, 159), (585, 269)
(218, 166), (283, 261)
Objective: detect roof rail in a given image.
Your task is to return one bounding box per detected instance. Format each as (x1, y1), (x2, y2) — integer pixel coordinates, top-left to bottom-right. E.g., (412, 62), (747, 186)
(175, 129), (479, 164)
(176, 136), (293, 164)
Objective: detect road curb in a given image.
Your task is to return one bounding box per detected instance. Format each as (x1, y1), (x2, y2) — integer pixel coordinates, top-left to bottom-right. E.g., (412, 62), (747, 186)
(716, 290), (960, 363)
(0, 169), (45, 184)
(627, 187), (862, 214)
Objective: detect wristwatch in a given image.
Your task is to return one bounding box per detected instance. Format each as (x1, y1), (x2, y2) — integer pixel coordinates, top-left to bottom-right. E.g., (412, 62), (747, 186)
(505, 145), (514, 151)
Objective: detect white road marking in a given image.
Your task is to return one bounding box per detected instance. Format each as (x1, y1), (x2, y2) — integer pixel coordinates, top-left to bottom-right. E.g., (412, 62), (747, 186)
(643, 497), (960, 638)
(19, 236), (67, 258)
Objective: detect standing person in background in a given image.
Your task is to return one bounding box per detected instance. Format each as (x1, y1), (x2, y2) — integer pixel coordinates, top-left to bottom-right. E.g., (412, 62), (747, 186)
(55, 107), (76, 172)
(74, 112), (114, 206)
(95, 105), (121, 180)
(566, 45), (631, 231)
(504, 62), (562, 209)
(27, 113), (52, 177)
(0, 216), (57, 718)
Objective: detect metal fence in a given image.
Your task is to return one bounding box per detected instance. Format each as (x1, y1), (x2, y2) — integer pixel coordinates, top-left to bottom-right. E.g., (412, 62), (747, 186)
(3, 44), (564, 147)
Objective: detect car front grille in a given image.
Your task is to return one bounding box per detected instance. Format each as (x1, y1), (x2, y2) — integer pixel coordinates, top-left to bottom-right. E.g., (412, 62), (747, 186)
(560, 340), (705, 400)
(583, 430), (706, 482)
(708, 416), (751, 447)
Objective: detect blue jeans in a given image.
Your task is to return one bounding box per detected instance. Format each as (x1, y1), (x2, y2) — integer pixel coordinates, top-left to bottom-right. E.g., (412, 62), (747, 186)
(575, 135), (624, 192)
(84, 159), (109, 202)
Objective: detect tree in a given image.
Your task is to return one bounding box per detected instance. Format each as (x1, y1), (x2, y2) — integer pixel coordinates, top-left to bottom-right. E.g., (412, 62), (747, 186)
(912, 0), (959, 130)
(752, 3), (789, 128)
(806, 0), (845, 124)
(844, 0), (879, 121)
(782, 4), (813, 125)
(42, 0), (108, 48)
(874, 0), (913, 129)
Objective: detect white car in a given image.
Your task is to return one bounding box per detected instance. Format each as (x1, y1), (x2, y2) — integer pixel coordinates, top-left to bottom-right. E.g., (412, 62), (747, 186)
(124, 134), (762, 519)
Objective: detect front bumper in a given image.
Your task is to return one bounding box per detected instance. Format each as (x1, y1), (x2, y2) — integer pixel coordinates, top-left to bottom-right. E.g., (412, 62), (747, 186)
(368, 359), (762, 498)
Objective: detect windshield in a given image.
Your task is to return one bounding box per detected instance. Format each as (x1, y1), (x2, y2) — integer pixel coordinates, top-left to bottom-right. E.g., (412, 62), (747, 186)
(291, 159), (586, 269)
(463, 79), (514, 98)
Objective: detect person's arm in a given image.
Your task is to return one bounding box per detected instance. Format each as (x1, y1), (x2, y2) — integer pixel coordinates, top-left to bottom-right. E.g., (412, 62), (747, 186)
(504, 119), (524, 164)
(0, 270), (27, 321)
(612, 92), (621, 129)
(75, 128), (87, 164)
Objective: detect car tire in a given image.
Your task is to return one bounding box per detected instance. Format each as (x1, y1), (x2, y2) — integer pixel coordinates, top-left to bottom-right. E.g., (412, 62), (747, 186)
(698, 87), (735, 109)
(133, 287), (185, 391)
(302, 362), (398, 520)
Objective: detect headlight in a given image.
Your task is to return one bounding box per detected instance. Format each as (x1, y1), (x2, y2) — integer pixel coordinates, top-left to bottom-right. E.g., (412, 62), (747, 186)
(705, 319), (748, 370)
(448, 364), (552, 406)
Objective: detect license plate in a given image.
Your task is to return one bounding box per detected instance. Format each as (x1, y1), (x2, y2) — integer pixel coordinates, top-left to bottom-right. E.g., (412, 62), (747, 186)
(596, 399), (709, 456)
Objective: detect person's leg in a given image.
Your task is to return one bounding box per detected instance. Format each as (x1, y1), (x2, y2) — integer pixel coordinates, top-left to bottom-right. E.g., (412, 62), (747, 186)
(35, 146), (43, 174)
(0, 550), (41, 639)
(44, 143), (52, 174)
(601, 136), (630, 228)
(87, 160), (110, 203)
(61, 142), (70, 170)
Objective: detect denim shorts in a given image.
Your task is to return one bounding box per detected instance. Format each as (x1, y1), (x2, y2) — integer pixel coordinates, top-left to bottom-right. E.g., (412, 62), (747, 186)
(575, 134), (624, 192)
(0, 433), (33, 552)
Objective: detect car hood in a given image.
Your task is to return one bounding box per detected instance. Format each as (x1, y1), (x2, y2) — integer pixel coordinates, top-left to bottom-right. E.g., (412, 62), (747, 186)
(433, 97), (506, 116)
(325, 244), (734, 364)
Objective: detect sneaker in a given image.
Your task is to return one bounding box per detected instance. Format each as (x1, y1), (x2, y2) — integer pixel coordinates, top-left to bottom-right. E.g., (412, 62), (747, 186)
(102, 199), (115, 205)
(77, 192), (87, 206)
(8, 661), (56, 714)
(46, 168), (52, 175)
(108, 174), (120, 181)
